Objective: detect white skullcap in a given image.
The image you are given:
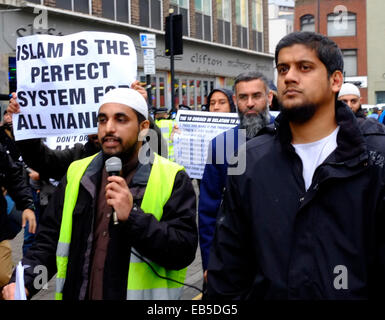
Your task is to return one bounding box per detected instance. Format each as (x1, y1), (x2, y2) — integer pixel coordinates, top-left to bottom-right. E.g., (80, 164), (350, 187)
(100, 88), (148, 119)
(338, 83), (361, 98)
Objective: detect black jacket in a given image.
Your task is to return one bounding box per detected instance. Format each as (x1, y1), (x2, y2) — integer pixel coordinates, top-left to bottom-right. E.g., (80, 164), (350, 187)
(16, 139), (99, 181)
(207, 101), (385, 300)
(0, 143), (35, 242)
(0, 124), (22, 162)
(16, 152), (198, 300)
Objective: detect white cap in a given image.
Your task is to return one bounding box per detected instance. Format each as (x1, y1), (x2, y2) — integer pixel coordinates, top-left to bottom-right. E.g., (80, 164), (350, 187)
(100, 88), (148, 119)
(338, 83), (361, 98)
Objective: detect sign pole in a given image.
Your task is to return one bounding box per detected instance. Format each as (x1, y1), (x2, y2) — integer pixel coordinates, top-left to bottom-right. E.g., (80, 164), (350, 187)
(169, 10), (176, 114)
(146, 74), (152, 109)
(140, 33), (156, 111)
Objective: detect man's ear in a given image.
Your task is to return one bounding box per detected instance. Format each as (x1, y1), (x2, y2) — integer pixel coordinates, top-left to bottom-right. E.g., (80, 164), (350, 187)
(140, 119), (150, 132)
(267, 90), (274, 106)
(232, 94), (237, 106)
(330, 70), (344, 94)
(138, 119), (150, 142)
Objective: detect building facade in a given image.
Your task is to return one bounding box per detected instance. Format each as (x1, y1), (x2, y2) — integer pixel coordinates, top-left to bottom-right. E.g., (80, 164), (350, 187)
(294, 0), (368, 103)
(0, 0), (274, 112)
(268, 0), (294, 55)
(366, 0), (385, 105)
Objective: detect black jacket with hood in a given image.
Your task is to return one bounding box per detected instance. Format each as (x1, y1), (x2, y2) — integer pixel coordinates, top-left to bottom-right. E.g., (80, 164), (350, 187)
(207, 101), (385, 300)
(207, 88), (237, 113)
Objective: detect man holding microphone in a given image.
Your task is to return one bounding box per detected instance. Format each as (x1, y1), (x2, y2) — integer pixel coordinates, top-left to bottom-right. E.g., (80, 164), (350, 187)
(2, 88), (197, 300)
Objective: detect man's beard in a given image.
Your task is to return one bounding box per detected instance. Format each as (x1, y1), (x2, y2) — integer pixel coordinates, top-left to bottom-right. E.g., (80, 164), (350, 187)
(239, 106), (271, 139)
(280, 103), (318, 124)
(102, 136), (140, 164)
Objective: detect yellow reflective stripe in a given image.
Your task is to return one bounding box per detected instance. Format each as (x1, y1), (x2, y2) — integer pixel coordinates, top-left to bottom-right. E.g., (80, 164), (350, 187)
(56, 242), (70, 257)
(55, 292), (63, 300)
(126, 287), (183, 300)
(56, 277), (66, 294)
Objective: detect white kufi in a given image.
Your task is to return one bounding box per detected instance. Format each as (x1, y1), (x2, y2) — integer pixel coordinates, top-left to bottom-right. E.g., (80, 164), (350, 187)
(100, 88), (148, 119)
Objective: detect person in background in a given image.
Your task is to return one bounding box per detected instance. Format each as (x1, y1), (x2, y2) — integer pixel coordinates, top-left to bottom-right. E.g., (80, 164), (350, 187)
(368, 106), (380, 120)
(154, 107), (175, 161)
(199, 73), (273, 290)
(207, 88), (237, 113)
(337, 83), (365, 118)
(0, 144), (36, 299)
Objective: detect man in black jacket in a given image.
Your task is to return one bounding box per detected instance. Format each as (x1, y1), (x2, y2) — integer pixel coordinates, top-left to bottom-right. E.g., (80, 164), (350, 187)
(0, 143), (36, 296)
(206, 31), (385, 299)
(2, 88), (197, 300)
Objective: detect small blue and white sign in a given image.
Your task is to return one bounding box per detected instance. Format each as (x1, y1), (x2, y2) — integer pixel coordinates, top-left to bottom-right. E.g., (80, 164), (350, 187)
(140, 33), (156, 48)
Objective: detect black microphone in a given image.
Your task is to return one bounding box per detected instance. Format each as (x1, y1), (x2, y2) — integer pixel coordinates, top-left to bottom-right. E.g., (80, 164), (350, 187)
(105, 156), (122, 225)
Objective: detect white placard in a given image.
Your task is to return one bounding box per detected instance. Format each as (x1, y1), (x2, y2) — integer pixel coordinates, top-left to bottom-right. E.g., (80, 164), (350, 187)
(14, 31), (137, 141)
(173, 110), (239, 179)
(143, 48), (155, 60)
(144, 64), (156, 75)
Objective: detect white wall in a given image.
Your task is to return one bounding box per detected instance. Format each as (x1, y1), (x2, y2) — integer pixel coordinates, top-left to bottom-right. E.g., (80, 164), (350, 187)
(269, 19), (293, 55)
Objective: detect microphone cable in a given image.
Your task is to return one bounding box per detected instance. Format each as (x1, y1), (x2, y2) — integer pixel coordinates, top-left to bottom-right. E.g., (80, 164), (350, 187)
(130, 250), (203, 294)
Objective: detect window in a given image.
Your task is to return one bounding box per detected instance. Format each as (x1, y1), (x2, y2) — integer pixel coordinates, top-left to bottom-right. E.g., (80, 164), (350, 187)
(327, 12), (356, 37)
(56, 0), (72, 11)
(170, 0), (189, 36)
(101, 0), (130, 23)
(140, 0), (162, 30)
(235, 0), (248, 49)
(342, 50), (357, 77)
(195, 0), (211, 41)
(56, 0), (91, 14)
(251, 0), (263, 52)
(28, 0), (43, 3)
(376, 92), (385, 104)
(217, 0), (231, 45)
(300, 14), (315, 32)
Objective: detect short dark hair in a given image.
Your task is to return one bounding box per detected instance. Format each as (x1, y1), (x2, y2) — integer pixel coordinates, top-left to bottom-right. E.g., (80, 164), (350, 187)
(275, 31), (344, 77)
(233, 72), (270, 94)
(133, 109), (146, 125)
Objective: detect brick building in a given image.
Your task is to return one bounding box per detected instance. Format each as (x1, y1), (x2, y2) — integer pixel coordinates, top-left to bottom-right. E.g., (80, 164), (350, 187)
(294, 0), (368, 103)
(0, 0), (274, 111)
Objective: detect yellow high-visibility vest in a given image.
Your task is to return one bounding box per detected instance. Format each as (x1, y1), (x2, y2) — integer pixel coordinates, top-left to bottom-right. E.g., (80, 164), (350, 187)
(55, 153), (186, 300)
(155, 119), (175, 161)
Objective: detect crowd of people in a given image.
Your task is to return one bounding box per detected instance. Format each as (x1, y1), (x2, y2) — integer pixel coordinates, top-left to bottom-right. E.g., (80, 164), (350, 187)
(1, 31), (385, 300)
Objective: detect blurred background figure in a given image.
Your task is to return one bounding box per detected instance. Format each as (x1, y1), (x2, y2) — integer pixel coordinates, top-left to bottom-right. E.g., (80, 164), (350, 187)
(207, 88), (237, 113)
(154, 107), (175, 161)
(338, 83), (365, 118)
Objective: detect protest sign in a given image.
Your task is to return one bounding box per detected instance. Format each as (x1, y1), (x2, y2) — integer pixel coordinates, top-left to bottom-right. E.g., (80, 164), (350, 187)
(44, 133), (89, 150)
(14, 31), (137, 141)
(173, 110), (239, 179)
